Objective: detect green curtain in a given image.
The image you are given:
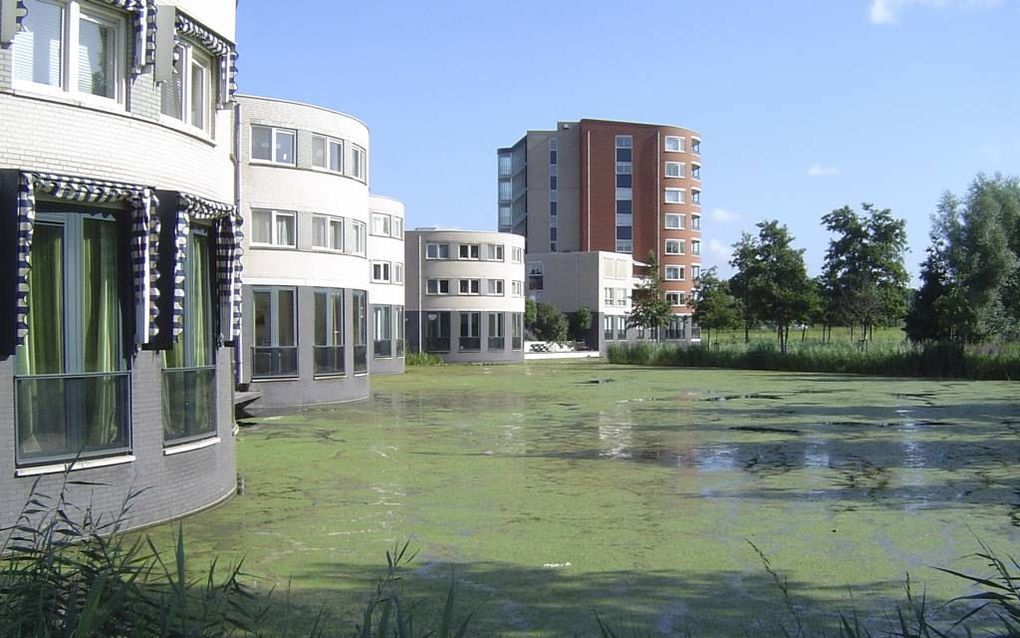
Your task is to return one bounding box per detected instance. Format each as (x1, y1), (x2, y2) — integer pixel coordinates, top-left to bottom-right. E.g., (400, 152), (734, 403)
(82, 219), (122, 446)
(15, 224), (64, 456)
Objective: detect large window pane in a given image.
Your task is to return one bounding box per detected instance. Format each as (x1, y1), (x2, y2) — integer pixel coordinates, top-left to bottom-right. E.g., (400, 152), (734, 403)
(14, 0), (63, 87)
(253, 288), (298, 378)
(16, 223), (64, 376)
(275, 130), (295, 164)
(81, 219), (123, 373)
(251, 125), (273, 161)
(312, 136), (326, 168)
(78, 14), (114, 98)
(278, 289), (296, 346)
(276, 214), (295, 247)
(161, 43), (185, 119)
(252, 210), (271, 244)
(352, 291), (367, 373)
(190, 60), (206, 129)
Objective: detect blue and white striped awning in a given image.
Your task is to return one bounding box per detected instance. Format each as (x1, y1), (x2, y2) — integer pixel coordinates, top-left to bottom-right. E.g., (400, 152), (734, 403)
(16, 172), (160, 348)
(15, 0), (157, 75)
(174, 193), (243, 343)
(175, 11), (238, 103)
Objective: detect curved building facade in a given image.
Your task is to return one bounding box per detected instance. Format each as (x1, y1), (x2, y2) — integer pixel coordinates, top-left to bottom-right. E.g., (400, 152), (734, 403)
(237, 94), (377, 410)
(405, 229), (526, 363)
(0, 0), (241, 530)
(368, 195), (406, 375)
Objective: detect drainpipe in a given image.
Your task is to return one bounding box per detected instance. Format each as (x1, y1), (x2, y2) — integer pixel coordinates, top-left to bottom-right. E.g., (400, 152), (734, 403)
(417, 234), (423, 353)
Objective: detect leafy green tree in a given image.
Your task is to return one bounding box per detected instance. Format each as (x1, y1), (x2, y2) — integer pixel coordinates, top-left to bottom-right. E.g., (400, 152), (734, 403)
(691, 267), (738, 347)
(727, 233), (760, 343)
(628, 252), (673, 335)
(524, 297), (538, 330)
(569, 307), (593, 342)
(820, 203), (909, 341)
(533, 302), (569, 344)
(730, 221), (812, 353)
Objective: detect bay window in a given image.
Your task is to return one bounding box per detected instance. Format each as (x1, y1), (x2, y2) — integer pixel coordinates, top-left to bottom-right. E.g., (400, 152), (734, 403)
(314, 289), (345, 376)
(162, 227), (216, 444)
(14, 0), (126, 104)
(252, 287), (297, 378)
(15, 212), (129, 464)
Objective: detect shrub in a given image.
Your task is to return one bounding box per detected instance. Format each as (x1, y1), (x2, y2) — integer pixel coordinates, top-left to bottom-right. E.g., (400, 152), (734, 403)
(406, 352), (444, 366)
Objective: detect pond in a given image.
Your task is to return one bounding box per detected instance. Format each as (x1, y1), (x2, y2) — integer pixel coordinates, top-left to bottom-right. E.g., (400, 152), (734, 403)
(148, 361), (1020, 636)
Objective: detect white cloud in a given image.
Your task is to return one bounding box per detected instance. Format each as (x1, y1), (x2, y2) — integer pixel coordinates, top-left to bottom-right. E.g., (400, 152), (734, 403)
(869, 0), (1001, 25)
(807, 164), (841, 177)
(708, 239), (731, 263)
(710, 208), (741, 223)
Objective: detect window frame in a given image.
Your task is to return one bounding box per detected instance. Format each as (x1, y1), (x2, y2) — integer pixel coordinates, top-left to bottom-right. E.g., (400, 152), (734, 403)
(459, 278), (481, 295)
(251, 209), (297, 248)
(425, 242), (450, 260)
(664, 188), (685, 204)
(371, 261), (391, 283)
(250, 125), (297, 165)
(346, 219), (367, 256)
(311, 134), (344, 173)
(426, 279), (451, 295)
(458, 244), (480, 260)
(349, 144), (367, 182)
(252, 286), (299, 379)
(664, 136), (685, 152)
(311, 214), (344, 252)
(664, 161), (685, 178)
(370, 213), (392, 237)
(664, 265), (685, 281)
(665, 239), (684, 255)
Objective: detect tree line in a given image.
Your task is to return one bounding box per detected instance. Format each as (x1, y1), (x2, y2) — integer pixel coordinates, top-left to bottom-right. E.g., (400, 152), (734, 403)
(690, 173), (1020, 351)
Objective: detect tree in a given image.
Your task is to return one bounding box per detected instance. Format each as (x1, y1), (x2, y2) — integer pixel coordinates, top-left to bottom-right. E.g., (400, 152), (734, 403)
(728, 232), (760, 343)
(524, 298), (538, 331)
(691, 267), (738, 347)
(569, 307), (593, 342)
(628, 251), (673, 335)
(533, 302), (568, 344)
(820, 203), (909, 342)
(729, 221), (812, 354)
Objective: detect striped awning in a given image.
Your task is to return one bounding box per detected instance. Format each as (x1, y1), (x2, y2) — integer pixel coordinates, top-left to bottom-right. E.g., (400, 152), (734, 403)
(16, 172), (160, 348)
(15, 0), (156, 75)
(175, 11), (238, 103)
(174, 193), (243, 343)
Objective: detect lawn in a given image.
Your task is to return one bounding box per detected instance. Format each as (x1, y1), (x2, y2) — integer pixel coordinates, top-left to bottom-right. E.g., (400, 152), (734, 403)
(144, 361), (1020, 636)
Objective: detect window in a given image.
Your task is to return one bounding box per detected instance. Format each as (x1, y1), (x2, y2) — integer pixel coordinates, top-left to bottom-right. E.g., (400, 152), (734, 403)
(425, 242), (450, 259)
(459, 279), (480, 295)
(666, 292), (681, 306)
(371, 213), (391, 237)
(692, 164), (701, 180)
(665, 239), (684, 255)
(312, 135), (344, 172)
(664, 266), (685, 281)
(162, 227), (217, 444)
(372, 261), (391, 283)
(251, 125), (296, 165)
(528, 262), (544, 291)
(425, 311), (451, 352)
(616, 288), (629, 306)
(486, 279), (504, 296)
(511, 247), (524, 263)
(14, 1), (126, 104)
(692, 215), (701, 230)
(692, 240), (701, 256)
(313, 289), (345, 376)
(665, 136), (685, 152)
(488, 313), (505, 351)
(511, 280), (524, 296)
(615, 135), (633, 148)
(253, 288), (298, 378)
(458, 244), (480, 260)
(15, 213), (130, 464)
(459, 312), (481, 351)
(616, 240), (633, 254)
(393, 217), (404, 239)
(352, 290), (368, 374)
(346, 220), (367, 256)
(604, 287), (614, 306)
(251, 210), (296, 247)
(692, 190), (701, 205)
(665, 188), (685, 204)
(350, 145), (367, 181)
(616, 315), (627, 340)
(374, 306), (393, 358)
(693, 265), (702, 280)
(512, 313), (523, 350)
(396, 307), (405, 357)
(485, 244), (504, 261)
(603, 316), (613, 341)
(426, 279), (450, 295)
(394, 263), (404, 285)
(665, 162), (684, 178)
(312, 215), (344, 251)
(160, 43), (211, 130)
(692, 139), (701, 154)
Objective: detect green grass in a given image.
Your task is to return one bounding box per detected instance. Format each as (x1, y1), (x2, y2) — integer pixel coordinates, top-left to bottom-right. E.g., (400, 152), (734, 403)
(140, 361), (1020, 636)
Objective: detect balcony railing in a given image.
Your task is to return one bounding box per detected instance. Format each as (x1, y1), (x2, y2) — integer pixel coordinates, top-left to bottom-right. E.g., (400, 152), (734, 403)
(252, 347), (298, 378)
(459, 337), (481, 352)
(313, 345), (345, 376)
(374, 340), (392, 359)
(425, 337), (450, 353)
(15, 371), (131, 464)
(162, 366), (217, 444)
(353, 345), (368, 374)
(488, 336), (504, 351)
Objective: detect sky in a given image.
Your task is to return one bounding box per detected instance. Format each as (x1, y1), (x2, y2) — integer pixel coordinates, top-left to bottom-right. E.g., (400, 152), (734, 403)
(236, 0), (1019, 282)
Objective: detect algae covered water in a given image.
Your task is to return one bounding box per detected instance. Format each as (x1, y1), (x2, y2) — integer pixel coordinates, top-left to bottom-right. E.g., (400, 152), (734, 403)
(149, 361), (1020, 636)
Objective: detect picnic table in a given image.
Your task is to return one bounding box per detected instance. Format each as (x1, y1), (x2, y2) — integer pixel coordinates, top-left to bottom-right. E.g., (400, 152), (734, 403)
(530, 343), (551, 353)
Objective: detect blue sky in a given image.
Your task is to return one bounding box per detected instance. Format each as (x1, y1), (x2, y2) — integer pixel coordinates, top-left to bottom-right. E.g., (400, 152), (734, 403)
(237, 0), (1018, 282)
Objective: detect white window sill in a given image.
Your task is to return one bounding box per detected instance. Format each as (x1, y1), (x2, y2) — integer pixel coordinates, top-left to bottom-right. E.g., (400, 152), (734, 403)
(16, 454), (135, 477)
(249, 158), (298, 168)
(164, 436), (220, 456)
